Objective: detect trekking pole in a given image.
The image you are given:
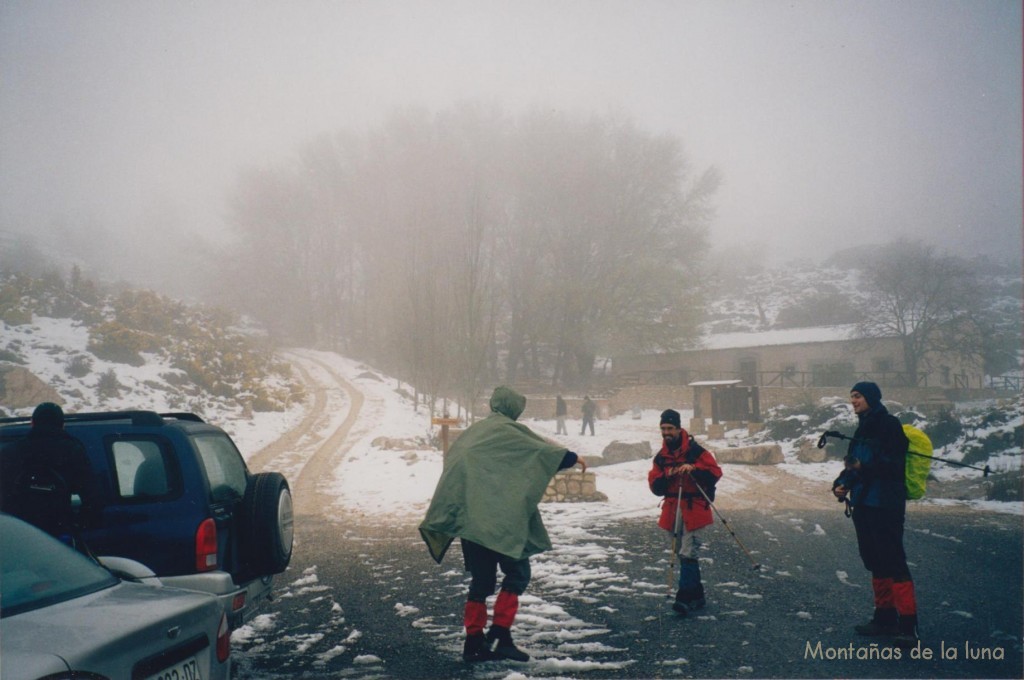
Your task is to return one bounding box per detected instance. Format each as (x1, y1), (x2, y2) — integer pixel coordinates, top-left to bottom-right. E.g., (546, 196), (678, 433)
(666, 481), (684, 596)
(817, 431), (992, 476)
(688, 474), (761, 571)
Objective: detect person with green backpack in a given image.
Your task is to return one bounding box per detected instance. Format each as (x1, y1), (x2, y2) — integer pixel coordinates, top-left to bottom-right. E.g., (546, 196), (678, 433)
(831, 381), (920, 648)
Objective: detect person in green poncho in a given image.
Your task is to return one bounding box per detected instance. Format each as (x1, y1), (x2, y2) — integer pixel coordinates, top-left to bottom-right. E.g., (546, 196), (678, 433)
(419, 386), (587, 663)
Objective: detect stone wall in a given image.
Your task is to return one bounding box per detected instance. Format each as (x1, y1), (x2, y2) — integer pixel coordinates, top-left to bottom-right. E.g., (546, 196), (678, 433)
(541, 470), (606, 503)
(607, 385), (695, 414)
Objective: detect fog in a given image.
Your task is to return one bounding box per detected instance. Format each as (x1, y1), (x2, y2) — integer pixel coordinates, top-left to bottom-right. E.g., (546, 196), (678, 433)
(1, 0), (1021, 288)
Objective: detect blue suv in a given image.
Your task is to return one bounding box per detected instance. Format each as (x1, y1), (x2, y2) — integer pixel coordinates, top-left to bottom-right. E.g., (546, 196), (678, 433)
(0, 410), (293, 629)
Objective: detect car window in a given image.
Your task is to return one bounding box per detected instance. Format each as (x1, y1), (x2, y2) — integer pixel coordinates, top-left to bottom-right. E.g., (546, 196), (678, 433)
(192, 433), (247, 502)
(0, 514), (117, 618)
(109, 438), (178, 499)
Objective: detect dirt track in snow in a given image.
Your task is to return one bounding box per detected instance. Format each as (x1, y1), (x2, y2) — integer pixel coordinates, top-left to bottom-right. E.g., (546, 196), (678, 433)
(246, 350), (363, 517)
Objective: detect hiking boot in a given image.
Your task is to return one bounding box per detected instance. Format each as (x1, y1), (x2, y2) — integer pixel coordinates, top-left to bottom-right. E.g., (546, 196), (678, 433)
(673, 586), (705, 614)
(684, 595), (706, 610)
(891, 616), (919, 649)
(486, 625), (530, 662)
(671, 598), (690, 616)
(891, 629), (920, 649)
(463, 632), (497, 663)
(855, 607), (898, 636)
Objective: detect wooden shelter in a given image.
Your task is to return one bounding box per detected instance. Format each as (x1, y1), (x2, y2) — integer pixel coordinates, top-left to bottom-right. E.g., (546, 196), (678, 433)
(690, 380), (760, 424)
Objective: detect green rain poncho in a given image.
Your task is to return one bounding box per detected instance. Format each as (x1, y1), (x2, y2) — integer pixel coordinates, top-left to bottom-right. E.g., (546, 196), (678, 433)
(419, 386), (569, 563)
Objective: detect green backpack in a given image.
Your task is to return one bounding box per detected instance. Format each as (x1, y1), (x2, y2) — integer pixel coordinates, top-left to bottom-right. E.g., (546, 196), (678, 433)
(903, 424), (934, 500)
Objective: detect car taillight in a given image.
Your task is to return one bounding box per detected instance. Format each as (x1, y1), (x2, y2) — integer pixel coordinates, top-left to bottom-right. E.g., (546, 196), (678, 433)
(216, 612), (231, 662)
(195, 518), (218, 572)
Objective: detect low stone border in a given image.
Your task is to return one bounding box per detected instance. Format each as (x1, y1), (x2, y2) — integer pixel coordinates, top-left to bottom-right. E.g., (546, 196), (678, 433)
(542, 470), (607, 503)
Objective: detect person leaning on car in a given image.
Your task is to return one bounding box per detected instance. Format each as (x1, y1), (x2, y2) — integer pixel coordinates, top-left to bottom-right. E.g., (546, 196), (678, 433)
(0, 402), (100, 551)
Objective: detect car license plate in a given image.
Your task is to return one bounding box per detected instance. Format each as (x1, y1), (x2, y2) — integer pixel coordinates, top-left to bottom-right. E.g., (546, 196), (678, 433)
(144, 655), (203, 680)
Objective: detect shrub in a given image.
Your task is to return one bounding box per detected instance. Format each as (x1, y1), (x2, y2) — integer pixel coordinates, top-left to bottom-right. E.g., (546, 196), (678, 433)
(0, 348), (23, 364)
(88, 321), (161, 366)
(766, 416), (807, 441)
(924, 410), (963, 449)
(987, 472), (1022, 502)
(97, 369), (121, 399)
(962, 431), (1016, 467)
(66, 354), (93, 378)
(980, 410), (1010, 427)
(111, 290), (185, 336)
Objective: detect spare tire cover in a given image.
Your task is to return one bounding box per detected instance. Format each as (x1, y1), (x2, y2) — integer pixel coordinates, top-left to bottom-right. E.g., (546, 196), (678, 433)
(239, 471), (293, 576)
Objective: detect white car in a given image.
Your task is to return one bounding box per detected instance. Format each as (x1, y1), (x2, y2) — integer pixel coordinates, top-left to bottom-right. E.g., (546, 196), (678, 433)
(0, 513), (231, 680)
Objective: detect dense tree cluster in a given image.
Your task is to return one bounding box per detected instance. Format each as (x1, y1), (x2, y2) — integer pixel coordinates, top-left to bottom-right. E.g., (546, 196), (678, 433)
(221, 106), (720, 412)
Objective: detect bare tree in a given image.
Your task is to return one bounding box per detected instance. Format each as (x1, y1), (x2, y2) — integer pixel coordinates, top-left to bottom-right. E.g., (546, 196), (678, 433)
(856, 240), (985, 385)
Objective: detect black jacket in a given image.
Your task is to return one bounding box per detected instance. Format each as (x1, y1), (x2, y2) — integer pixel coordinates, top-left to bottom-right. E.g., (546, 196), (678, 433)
(833, 405), (909, 510)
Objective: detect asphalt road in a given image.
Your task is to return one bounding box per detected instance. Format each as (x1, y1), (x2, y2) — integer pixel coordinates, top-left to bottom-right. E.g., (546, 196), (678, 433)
(231, 503), (1022, 680)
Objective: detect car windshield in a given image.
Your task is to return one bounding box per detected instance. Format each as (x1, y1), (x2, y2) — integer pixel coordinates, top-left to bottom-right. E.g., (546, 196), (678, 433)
(0, 514), (118, 618)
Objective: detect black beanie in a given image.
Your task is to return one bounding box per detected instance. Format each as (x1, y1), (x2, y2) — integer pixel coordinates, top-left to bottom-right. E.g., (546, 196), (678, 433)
(32, 402), (64, 431)
(660, 409), (681, 428)
(851, 381), (882, 408)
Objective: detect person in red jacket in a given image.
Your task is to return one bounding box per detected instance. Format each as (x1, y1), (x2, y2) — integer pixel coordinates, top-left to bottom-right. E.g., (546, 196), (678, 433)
(648, 408), (723, 615)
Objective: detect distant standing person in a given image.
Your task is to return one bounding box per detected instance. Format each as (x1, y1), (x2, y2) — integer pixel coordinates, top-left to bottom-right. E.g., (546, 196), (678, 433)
(555, 395), (568, 435)
(0, 402), (98, 552)
(832, 381), (918, 647)
(419, 386), (587, 663)
(648, 408), (722, 615)
(580, 396), (596, 436)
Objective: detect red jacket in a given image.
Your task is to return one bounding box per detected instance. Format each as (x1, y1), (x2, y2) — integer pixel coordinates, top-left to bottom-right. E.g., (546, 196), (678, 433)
(648, 432), (722, 532)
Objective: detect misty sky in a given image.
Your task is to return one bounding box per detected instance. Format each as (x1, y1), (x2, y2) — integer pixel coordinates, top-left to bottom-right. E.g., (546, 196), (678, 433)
(1, 0), (1021, 269)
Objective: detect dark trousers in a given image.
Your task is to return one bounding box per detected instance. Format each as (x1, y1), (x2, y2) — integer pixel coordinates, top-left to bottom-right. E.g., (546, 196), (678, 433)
(461, 539), (531, 602)
(581, 416), (595, 435)
(852, 505), (912, 581)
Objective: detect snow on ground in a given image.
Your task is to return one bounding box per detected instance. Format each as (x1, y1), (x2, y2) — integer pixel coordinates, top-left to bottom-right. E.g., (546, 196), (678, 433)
(279, 349), (763, 523)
